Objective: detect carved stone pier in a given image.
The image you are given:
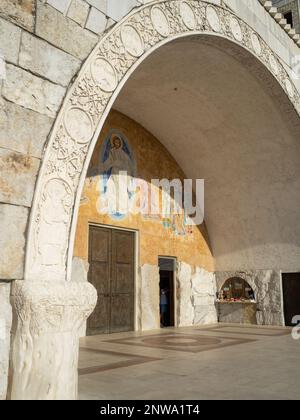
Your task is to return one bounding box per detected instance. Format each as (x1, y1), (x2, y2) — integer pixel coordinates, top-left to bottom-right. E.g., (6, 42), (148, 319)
(8, 281), (97, 400)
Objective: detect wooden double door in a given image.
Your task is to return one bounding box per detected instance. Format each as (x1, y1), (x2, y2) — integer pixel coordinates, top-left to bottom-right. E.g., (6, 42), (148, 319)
(87, 226), (135, 335)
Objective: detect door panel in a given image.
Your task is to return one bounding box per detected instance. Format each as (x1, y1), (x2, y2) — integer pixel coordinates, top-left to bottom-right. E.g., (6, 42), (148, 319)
(114, 231), (135, 263)
(110, 294), (134, 333)
(87, 226), (135, 335)
(91, 228), (110, 262)
(111, 230), (135, 333)
(113, 264), (134, 293)
(87, 227), (111, 335)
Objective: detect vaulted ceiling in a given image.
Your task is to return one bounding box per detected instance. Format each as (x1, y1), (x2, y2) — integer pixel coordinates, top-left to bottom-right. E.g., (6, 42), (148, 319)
(114, 36), (300, 272)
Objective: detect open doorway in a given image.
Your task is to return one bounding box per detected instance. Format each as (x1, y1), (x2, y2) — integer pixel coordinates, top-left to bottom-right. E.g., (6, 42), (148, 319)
(159, 257), (176, 328)
(282, 273), (300, 326)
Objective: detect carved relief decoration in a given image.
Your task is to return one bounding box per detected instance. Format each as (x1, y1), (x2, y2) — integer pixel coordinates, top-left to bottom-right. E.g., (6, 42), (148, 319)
(25, 0), (300, 282)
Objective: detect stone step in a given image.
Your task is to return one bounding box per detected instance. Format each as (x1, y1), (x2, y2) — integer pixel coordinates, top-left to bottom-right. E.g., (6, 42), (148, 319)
(259, 0), (300, 48)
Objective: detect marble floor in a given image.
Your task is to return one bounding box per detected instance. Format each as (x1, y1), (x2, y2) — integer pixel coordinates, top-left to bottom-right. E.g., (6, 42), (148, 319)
(78, 324), (300, 400)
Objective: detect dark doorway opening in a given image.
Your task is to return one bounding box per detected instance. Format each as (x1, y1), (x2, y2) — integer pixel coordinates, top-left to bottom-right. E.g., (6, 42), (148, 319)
(282, 273), (300, 326)
(159, 257), (175, 328)
(284, 11), (293, 28)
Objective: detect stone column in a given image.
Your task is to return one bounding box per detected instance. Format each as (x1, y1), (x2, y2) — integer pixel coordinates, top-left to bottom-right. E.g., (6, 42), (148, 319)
(8, 280), (97, 400)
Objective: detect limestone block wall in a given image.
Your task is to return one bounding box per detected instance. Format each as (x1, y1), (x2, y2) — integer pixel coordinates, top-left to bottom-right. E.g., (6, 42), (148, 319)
(215, 271), (284, 326)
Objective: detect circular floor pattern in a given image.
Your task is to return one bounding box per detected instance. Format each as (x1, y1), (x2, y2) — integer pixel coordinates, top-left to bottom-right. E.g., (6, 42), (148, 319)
(142, 335), (222, 346)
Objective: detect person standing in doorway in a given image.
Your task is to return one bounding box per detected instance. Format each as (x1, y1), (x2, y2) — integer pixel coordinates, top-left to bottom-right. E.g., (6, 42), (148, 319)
(160, 288), (169, 327)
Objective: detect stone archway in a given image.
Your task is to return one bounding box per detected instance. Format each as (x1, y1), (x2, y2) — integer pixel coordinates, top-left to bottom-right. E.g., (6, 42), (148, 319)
(9, 0), (300, 400)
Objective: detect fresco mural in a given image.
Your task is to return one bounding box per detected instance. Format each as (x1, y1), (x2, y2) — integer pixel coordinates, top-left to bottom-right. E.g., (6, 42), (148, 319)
(95, 129), (193, 237)
(97, 130), (136, 220)
(74, 110), (213, 270)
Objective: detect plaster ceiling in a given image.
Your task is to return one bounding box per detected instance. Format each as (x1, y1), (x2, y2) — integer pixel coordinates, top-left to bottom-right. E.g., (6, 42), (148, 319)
(114, 36), (300, 271)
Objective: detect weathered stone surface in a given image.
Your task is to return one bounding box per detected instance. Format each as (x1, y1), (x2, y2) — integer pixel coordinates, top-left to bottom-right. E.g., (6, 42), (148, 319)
(0, 148), (40, 207)
(9, 281), (97, 400)
(0, 0), (35, 31)
(107, 0), (138, 21)
(0, 54), (6, 80)
(176, 262), (193, 327)
(218, 302), (257, 324)
(19, 32), (81, 87)
(71, 257), (89, 283)
(0, 98), (53, 158)
(67, 0), (90, 27)
(2, 64), (65, 118)
(0, 204), (28, 280)
(140, 265), (160, 331)
(47, 0), (70, 14)
(0, 282), (12, 400)
(36, 1), (98, 60)
(216, 270), (284, 326)
(218, 303), (245, 324)
(86, 0), (107, 13)
(0, 17), (22, 64)
(71, 257), (90, 337)
(85, 7), (107, 34)
(192, 267), (218, 325)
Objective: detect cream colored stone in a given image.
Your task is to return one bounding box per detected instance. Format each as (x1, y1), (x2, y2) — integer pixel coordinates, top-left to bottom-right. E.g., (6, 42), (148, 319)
(176, 262), (193, 327)
(0, 148), (40, 207)
(192, 267), (217, 325)
(85, 7), (107, 34)
(216, 270), (284, 326)
(0, 17), (21, 64)
(25, 0), (300, 289)
(0, 205), (28, 280)
(206, 5), (221, 32)
(180, 2), (196, 30)
(0, 0), (35, 31)
(9, 281), (97, 400)
(71, 257), (90, 337)
(151, 6), (170, 37)
(0, 282), (12, 400)
(4, 0), (299, 402)
(121, 25), (144, 57)
(68, 0), (90, 27)
(71, 257), (89, 283)
(19, 32), (81, 87)
(36, 1), (98, 61)
(2, 64), (65, 118)
(140, 265), (160, 331)
(0, 98), (53, 158)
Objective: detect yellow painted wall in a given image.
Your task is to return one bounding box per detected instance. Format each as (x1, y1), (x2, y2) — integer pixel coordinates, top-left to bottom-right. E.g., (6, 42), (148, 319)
(73, 110), (214, 271)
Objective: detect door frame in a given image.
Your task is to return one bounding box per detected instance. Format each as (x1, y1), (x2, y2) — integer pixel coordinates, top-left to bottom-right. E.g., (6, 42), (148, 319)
(88, 222), (139, 332)
(158, 256), (177, 328)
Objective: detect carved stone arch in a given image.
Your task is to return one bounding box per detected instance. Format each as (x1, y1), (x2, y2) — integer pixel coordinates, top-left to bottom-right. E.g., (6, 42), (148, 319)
(23, 0), (300, 284)
(9, 0), (300, 400)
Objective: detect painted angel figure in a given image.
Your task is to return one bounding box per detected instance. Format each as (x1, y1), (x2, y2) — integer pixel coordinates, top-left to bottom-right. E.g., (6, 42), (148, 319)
(97, 132), (136, 219)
